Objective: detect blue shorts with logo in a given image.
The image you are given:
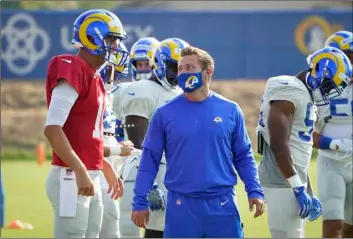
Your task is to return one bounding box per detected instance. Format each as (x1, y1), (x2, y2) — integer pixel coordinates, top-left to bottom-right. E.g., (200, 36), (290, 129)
(164, 190), (244, 238)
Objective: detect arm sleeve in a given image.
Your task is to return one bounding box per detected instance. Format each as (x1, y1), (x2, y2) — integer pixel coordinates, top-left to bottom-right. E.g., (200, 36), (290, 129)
(133, 147), (163, 211)
(45, 81), (79, 126)
(47, 57), (85, 95)
(232, 104), (264, 200)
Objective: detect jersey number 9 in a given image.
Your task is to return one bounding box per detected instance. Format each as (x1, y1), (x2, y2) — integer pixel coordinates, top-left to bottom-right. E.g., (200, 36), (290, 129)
(298, 103), (315, 142)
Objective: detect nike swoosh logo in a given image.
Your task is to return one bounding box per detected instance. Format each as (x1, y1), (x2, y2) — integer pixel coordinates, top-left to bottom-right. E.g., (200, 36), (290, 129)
(129, 157), (137, 163)
(61, 59), (72, 63)
(128, 92), (135, 96)
(279, 82), (288, 85)
(221, 199), (229, 206)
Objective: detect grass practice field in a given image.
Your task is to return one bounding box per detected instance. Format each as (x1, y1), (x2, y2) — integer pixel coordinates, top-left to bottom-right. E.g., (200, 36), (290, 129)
(1, 159), (322, 238)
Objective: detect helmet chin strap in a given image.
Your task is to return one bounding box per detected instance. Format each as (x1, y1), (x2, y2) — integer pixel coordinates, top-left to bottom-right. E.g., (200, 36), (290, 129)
(96, 61), (109, 76)
(305, 71), (311, 88)
(110, 64), (115, 83)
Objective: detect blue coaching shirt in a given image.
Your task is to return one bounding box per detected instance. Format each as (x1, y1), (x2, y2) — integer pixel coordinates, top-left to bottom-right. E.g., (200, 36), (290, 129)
(133, 92), (264, 210)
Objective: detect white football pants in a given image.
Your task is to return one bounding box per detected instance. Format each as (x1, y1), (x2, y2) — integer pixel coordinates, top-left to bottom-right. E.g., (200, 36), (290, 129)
(263, 187), (305, 238)
(317, 154), (353, 224)
(120, 180), (141, 238)
(99, 188), (120, 238)
(46, 166), (103, 238)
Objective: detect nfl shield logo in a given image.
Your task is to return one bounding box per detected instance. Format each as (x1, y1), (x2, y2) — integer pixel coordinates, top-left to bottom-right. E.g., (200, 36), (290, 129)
(66, 169), (73, 176)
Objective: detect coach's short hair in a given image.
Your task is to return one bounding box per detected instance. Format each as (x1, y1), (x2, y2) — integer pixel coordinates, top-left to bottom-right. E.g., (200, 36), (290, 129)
(181, 46), (215, 70)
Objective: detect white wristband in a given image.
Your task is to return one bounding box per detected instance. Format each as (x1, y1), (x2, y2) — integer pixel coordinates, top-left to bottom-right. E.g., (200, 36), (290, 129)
(329, 139), (339, 151)
(287, 174), (303, 188)
(110, 145), (122, 156)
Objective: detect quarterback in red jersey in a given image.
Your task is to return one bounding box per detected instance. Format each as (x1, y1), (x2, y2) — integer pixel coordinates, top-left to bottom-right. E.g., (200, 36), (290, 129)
(44, 9), (128, 238)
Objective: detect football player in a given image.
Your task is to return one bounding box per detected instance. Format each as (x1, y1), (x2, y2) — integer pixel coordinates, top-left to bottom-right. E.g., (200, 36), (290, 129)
(130, 37), (160, 81)
(312, 31), (353, 238)
(256, 47), (352, 238)
(44, 9), (127, 238)
(99, 42), (135, 238)
(112, 37), (160, 238)
(123, 38), (189, 238)
(111, 37), (160, 145)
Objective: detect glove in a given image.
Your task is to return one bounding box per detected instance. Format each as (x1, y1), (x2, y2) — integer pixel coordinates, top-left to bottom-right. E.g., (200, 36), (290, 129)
(308, 196), (322, 221)
(330, 138), (353, 156)
(148, 185), (166, 212)
(292, 186), (312, 219)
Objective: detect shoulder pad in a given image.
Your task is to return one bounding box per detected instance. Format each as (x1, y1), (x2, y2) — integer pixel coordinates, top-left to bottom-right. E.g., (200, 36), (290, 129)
(267, 75), (307, 92)
(124, 81), (155, 101)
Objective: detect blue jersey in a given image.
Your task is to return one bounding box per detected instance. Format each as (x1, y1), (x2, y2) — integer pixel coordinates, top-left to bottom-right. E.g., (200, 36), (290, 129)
(133, 92), (263, 210)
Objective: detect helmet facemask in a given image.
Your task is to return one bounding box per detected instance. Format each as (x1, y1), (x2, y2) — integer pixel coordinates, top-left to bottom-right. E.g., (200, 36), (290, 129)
(307, 66), (348, 106)
(131, 59), (152, 81)
(165, 61), (178, 87)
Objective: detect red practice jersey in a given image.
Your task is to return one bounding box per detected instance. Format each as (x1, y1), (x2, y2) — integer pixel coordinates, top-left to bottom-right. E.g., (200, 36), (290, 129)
(46, 54), (106, 170)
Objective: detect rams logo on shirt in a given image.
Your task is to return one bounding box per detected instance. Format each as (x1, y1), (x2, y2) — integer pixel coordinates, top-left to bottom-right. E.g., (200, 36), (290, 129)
(185, 75), (199, 89)
(214, 117), (223, 123)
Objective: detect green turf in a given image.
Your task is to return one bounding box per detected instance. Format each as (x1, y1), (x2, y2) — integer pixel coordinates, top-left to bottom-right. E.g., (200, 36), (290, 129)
(1, 160), (322, 238)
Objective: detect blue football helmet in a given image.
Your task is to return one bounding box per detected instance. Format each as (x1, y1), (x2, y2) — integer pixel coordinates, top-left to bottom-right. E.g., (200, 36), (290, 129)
(100, 42), (129, 93)
(130, 37), (160, 81)
(72, 9), (128, 66)
(306, 46), (352, 106)
(325, 30), (353, 64)
(151, 38), (190, 91)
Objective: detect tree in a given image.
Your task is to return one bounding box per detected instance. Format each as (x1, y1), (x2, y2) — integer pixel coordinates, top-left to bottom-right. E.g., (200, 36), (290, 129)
(1, 1), (22, 9)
